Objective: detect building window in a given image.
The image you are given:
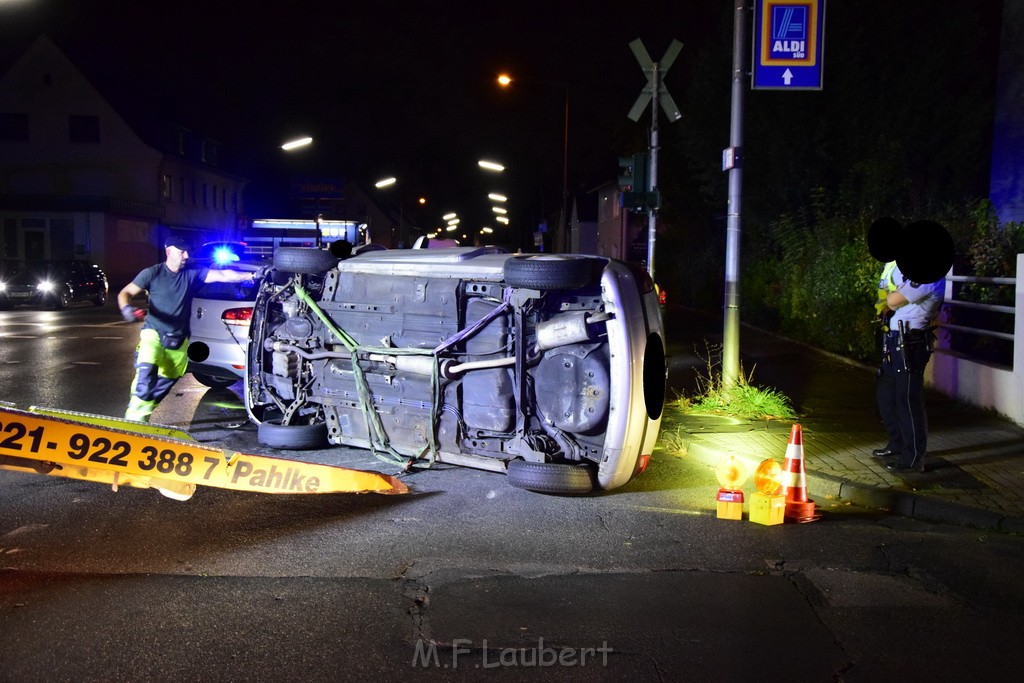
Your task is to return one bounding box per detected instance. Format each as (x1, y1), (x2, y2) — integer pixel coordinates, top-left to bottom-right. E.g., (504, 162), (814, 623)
(162, 174), (172, 200)
(212, 184), (218, 209)
(0, 113), (29, 141)
(179, 178), (185, 202)
(201, 139), (220, 166)
(69, 115), (100, 143)
(203, 183), (208, 207)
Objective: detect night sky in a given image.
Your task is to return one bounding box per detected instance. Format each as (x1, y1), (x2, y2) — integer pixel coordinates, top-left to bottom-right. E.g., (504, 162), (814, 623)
(1, 1), (1006, 241)
(2, 0), (723, 232)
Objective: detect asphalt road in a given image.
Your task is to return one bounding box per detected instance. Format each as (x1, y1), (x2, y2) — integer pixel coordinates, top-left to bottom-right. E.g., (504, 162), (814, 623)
(2, 304), (1023, 681)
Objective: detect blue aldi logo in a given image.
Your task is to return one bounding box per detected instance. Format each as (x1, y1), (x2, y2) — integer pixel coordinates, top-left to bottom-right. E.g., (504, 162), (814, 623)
(770, 5), (809, 59)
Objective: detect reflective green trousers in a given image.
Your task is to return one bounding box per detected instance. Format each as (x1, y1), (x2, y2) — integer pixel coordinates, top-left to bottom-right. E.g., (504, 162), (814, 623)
(125, 328), (189, 422)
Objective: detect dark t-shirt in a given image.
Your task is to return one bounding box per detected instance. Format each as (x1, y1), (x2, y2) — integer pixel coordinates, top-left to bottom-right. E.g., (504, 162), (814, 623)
(132, 263), (210, 337)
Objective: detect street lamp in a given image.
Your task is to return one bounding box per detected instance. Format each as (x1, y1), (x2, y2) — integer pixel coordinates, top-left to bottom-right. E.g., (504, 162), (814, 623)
(280, 136), (313, 151)
(478, 159), (506, 173)
(373, 176), (428, 247)
(496, 72), (570, 251)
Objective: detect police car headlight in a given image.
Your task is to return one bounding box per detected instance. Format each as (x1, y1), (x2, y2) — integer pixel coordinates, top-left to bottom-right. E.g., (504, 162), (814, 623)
(36, 280), (55, 293)
(0, 281), (6, 293)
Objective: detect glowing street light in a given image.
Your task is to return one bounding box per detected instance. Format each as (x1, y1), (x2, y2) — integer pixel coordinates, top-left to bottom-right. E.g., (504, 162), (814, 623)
(374, 176), (397, 189)
(280, 136), (313, 151)
(488, 193), (508, 202)
(478, 159), (505, 172)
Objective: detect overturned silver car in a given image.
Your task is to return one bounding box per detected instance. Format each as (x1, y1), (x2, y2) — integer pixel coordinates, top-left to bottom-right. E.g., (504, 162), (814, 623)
(245, 246), (665, 494)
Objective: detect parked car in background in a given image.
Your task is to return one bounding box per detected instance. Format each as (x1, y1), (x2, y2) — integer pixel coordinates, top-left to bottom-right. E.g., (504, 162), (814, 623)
(245, 246), (666, 494)
(186, 242), (265, 389)
(0, 259), (108, 309)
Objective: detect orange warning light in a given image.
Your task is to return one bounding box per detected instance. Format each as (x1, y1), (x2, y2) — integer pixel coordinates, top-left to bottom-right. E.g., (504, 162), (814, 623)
(754, 458), (784, 496)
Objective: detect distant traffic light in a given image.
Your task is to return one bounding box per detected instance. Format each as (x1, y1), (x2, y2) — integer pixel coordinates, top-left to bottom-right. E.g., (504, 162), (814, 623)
(618, 156), (636, 191)
(617, 152), (653, 212)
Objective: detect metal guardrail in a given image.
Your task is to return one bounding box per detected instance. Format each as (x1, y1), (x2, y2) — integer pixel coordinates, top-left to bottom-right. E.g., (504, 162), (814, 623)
(939, 272), (1016, 343)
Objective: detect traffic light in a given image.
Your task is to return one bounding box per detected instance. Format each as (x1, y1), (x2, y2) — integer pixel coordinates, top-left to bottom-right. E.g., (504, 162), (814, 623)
(618, 156), (636, 191)
(618, 152), (649, 193)
(618, 152), (652, 211)
(631, 152), (649, 194)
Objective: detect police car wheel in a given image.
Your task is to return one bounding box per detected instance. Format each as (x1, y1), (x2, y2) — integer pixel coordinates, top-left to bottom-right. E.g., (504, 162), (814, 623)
(257, 419), (329, 450)
(503, 255), (598, 290)
(505, 459), (595, 495)
(192, 372), (236, 390)
(273, 247), (340, 275)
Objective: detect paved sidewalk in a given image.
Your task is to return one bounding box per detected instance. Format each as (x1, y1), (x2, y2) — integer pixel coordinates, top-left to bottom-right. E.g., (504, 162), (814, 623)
(663, 310), (1024, 533)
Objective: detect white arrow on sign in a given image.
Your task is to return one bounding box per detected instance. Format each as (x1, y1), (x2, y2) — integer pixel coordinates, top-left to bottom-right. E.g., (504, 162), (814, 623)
(627, 38), (683, 123)
(782, 68), (794, 85)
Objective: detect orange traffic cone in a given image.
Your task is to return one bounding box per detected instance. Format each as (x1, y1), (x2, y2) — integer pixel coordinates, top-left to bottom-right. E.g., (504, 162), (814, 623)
(782, 424), (820, 523)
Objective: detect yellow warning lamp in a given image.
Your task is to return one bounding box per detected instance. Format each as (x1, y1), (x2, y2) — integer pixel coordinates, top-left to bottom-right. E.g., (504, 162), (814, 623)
(750, 459), (786, 526)
(716, 455), (748, 489)
(754, 458), (784, 495)
(715, 455), (748, 520)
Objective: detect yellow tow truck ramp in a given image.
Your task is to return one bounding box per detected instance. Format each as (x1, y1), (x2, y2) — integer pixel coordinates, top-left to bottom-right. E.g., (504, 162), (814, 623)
(0, 404), (408, 500)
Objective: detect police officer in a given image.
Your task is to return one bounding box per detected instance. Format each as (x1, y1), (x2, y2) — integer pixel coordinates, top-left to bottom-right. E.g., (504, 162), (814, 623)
(873, 261), (945, 472)
(117, 236), (261, 422)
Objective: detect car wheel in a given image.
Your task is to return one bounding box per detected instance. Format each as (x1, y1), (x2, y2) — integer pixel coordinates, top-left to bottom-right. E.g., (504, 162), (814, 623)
(505, 459), (596, 495)
(192, 372), (237, 390)
(257, 419), (329, 450)
(503, 255), (599, 290)
(53, 289), (71, 310)
(93, 290), (107, 306)
(273, 247), (340, 275)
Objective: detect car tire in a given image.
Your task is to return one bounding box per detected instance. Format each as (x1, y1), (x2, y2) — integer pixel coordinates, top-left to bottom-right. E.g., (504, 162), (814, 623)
(257, 419), (329, 450)
(503, 255), (599, 290)
(93, 291), (107, 307)
(505, 459), (596, 495)
(192, 372), (237, 390)
(53, 289), (71, 310)
(274, 247), (340, 275)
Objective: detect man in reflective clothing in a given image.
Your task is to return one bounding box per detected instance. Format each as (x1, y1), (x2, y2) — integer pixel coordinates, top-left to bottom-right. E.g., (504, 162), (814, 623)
(118, 236), (260, 422)
(873, 261), (945, 472)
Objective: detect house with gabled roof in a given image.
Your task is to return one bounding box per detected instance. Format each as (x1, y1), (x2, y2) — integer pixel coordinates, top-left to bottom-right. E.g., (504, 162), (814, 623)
(0, 35), (247, 290)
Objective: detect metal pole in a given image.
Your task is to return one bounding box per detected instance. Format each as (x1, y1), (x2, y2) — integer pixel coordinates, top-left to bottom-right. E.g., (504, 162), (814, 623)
(562, 85), (570, 253)
(722, 0), (747, 388)
(646, 62), (660, 280)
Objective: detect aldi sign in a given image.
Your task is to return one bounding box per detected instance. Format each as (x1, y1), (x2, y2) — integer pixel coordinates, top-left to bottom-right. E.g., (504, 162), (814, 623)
(752, 0), (825, 90)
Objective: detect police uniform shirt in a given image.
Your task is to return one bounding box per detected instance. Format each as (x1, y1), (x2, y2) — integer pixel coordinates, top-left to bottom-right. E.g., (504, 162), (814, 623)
(883, 263), (945, 331)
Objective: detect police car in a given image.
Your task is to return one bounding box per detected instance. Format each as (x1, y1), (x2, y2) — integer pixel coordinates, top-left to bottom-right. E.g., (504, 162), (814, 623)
(186, 242), (265, 389)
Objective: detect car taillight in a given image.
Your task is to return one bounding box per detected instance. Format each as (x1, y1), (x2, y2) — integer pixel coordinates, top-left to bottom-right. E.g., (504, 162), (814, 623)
(223, 307), (253, 325)
(658, 287), (667, 305)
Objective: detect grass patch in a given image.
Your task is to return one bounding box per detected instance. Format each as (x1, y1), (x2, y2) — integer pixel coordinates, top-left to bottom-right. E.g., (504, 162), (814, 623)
(670, 345), (797, 421)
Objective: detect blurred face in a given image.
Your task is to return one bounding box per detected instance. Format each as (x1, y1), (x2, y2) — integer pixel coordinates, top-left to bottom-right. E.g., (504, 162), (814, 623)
(165, 246), (189, 271)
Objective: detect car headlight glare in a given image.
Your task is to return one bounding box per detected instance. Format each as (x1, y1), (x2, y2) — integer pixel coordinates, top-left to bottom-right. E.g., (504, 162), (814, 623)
(37, 280), (56, 293)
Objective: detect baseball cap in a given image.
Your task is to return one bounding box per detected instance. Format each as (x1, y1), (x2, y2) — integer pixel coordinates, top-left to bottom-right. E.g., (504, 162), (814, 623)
(165, 236), (192, 252)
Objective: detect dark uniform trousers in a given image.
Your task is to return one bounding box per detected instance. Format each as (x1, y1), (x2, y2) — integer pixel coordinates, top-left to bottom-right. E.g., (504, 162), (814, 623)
(876, 330), (932, 467)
